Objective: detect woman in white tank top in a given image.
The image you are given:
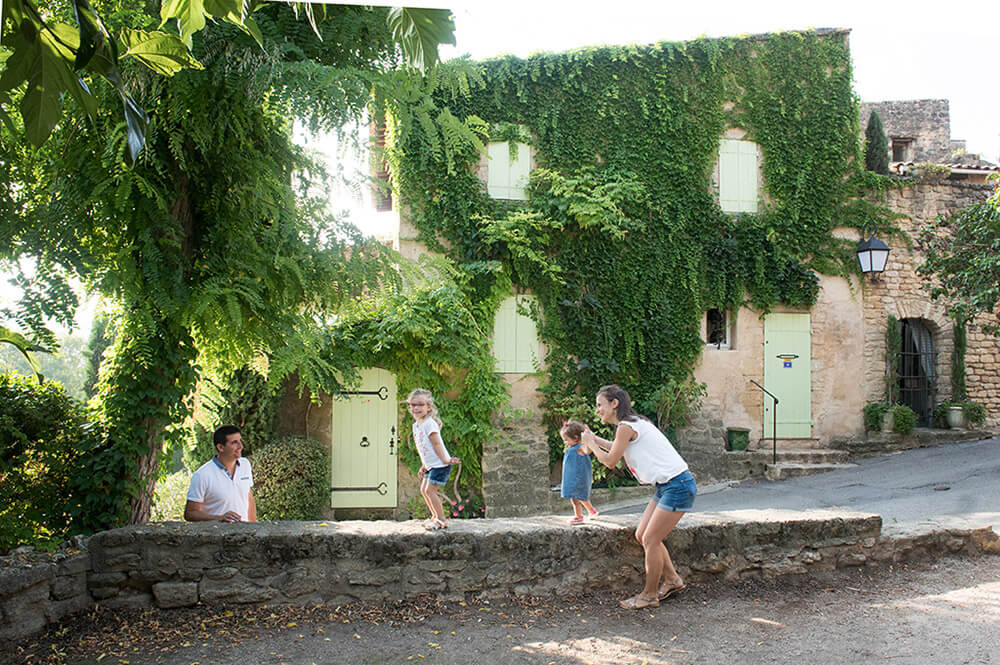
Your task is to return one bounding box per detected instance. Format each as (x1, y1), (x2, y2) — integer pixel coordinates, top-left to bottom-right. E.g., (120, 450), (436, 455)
(581, 384), (697, 610)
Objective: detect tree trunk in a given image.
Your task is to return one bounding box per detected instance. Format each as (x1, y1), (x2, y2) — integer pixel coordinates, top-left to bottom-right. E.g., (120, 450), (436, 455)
(127, 423), (166, 524)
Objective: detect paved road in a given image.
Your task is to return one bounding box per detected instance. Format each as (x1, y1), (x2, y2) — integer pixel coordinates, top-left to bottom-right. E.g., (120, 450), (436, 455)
(608, 437), (1000, 535)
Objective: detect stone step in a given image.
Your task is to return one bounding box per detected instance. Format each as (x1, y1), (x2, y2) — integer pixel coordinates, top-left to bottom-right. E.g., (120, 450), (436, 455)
(752, 437), (827, 450)
(764, 462), (858, 482)
(753, 449), (850, 465)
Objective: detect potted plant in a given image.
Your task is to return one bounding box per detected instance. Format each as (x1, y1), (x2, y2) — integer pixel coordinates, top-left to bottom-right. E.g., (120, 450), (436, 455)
(863, 402), (890, 432)
(958, 400), (987, 429)
(946, 404), (966, 429)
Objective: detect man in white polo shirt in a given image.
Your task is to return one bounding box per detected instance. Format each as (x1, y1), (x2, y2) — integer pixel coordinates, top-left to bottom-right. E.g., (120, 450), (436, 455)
(184, 425), (257, 522)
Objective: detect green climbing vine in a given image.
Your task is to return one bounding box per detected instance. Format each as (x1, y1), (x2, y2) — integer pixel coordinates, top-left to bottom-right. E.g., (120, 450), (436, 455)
(387, 30), (877, 455)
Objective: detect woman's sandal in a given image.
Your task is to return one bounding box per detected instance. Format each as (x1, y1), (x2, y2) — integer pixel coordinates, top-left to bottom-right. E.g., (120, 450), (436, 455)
(569, 515), (585, 525)
(657, 581), (687, 601)
(619, 594), (659, 610)
(424, 518), (448, 531)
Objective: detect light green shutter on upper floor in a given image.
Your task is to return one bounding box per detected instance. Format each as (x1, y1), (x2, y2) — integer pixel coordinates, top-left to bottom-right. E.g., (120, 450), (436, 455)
(719, 138), (758, 213)
(492, 295), (539, 373)
(487, 142), (530, 200)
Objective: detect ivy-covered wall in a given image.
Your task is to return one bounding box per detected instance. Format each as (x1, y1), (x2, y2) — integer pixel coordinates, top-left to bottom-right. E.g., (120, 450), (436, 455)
(391, 29), (872, 446)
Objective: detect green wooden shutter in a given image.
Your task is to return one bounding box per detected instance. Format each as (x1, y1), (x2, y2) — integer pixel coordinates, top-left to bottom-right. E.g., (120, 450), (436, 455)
(719, 139), (740, 212)
(737, 140), (758, 213)
(718, 138), (758, 213)
(486, 142), (511, 198)
(487, 142), (530, 200)
(508, 143), (530, 201)
(492, 295), (539, 373)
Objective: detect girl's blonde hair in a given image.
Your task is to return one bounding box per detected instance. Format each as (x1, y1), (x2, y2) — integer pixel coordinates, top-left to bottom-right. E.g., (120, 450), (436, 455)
(407, 388), (442, 426)
(560, 419), (586, 442)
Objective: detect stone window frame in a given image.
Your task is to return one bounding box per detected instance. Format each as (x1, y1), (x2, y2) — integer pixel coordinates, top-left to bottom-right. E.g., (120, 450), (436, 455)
(891, 137), (914, 163)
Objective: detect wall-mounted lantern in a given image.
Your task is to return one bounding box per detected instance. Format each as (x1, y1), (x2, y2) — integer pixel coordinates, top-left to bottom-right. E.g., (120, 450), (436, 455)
(856, 224), (890, 279)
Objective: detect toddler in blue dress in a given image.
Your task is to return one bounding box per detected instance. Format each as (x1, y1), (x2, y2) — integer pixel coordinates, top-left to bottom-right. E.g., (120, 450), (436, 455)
(560, 420), (599, 524)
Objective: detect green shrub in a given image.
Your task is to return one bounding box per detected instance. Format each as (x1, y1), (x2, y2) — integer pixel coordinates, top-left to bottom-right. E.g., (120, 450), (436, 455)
(251, 436), (329, 520)
(151, 469), (192, 522)
(931, 400), (986, 429)
(863, 402), (889, 431)
(958, 400), (987, 428)
(931, 402), (951, 429)
(0, 372), (97, 551)
(890, 404), (917, 436)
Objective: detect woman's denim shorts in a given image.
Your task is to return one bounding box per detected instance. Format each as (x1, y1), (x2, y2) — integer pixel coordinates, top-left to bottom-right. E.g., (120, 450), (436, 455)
(426, 465), (452, 486)
(653, 470), (697, 511)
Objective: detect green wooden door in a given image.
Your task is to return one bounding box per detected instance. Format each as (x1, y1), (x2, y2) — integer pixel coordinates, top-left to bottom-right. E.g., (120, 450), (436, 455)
(330, 367), (398, 508)
(763, 313), (811, 438)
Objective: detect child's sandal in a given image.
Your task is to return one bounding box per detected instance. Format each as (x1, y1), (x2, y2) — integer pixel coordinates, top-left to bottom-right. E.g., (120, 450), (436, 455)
(569, 516), (585, 525)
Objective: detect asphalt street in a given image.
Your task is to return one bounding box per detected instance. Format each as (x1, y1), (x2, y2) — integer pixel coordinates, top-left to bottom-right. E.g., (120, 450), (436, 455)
(608, 437), (1000, 535)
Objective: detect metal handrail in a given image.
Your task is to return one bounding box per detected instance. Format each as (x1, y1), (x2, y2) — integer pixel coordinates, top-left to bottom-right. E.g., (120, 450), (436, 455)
(749, 379), (779, 465)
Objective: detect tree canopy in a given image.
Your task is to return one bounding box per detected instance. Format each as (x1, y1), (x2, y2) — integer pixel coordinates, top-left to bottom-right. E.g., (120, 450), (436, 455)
(919, 182), (1000, 332)
(1, 0), (458, 526)
(1, 0), (455, 160)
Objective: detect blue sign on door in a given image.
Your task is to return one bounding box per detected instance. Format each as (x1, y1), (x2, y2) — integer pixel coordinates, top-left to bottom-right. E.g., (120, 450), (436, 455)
(783, 360), (792, 368)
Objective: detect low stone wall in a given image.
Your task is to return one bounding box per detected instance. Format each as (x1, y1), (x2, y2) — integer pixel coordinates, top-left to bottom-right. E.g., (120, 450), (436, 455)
(829, 428), (993, 457)
(3, 512), (998, 644)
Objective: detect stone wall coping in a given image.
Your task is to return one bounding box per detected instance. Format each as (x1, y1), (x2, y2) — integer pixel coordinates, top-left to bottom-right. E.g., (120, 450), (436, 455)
(86, 508), (881, 546)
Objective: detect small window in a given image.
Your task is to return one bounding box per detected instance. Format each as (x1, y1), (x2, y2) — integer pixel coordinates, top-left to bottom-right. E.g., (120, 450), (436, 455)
(492, 295), (540, 373)
(487, 141), (531, 200)
(891, 138), (913, 163)
(718, 139), (758, 213)
(706, 309), (730, 349)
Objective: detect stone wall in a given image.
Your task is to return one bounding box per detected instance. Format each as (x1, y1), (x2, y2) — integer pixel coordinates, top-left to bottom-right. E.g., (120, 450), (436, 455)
(482, 415), (552, 518)
(4, 514), (999, 644)
(863, 182), (998, 422)
(860, 100), (953, 163)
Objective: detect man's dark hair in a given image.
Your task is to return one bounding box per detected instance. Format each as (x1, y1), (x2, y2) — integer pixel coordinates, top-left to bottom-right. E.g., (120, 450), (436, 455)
(213, 425), (241, 448)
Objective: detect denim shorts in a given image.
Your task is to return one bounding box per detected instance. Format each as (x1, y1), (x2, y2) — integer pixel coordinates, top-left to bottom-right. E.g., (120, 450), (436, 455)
(653, 470), (697, 511)
(426, 465), (451, 486)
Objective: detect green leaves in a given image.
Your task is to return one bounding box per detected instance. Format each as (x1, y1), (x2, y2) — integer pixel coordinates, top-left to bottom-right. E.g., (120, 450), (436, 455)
(0, 325), (44, 381)
(159, 0), (208, 48)
(386, 8), (456, 73)
(120, 29), (204, 76)
(394, 29), (863, 434)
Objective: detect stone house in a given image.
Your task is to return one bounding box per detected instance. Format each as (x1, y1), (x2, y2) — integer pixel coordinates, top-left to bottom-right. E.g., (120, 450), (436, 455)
(860, 99), (998, 183)
(279, 30), (999, 520)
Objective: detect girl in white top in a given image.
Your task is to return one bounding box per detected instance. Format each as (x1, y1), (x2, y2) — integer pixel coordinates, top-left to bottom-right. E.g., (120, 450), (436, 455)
(408, 388), (460, 531)
(581, 384), (697, 610)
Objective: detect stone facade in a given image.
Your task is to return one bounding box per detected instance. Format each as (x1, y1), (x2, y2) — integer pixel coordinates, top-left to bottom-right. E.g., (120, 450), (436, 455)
(860, 99), (954, 163)
(4, 516), (999, 644)
(863, 181), (998, 422)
